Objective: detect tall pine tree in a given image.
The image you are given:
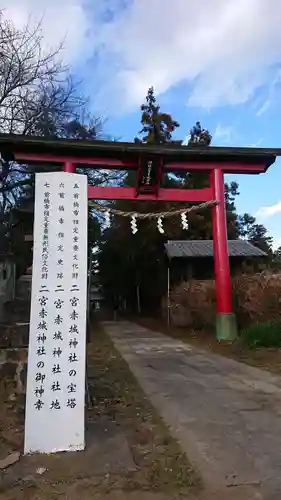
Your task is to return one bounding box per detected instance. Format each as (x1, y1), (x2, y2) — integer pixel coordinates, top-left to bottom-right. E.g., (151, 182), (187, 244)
(135, 87), (180, 144)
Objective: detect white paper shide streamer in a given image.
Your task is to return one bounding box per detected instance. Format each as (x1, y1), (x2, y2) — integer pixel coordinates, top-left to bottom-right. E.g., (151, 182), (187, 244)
(104, 209), (111, 229)
(131, 214), (138, 234)
(157, 217), (164, 234)
(181, 212), (189, 230)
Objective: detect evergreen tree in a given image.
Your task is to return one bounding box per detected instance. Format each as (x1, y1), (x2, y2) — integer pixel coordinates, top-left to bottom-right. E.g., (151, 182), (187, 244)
(188, 121), (212, 146)
(135, 87), (179, 144)
(271, 247), (281, 271)
(238, 213), (272, 253)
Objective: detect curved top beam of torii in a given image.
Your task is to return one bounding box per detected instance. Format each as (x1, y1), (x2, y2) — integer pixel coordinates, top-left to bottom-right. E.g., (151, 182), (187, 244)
(0, 132), (278, 172)
(0, 132), (278, 202)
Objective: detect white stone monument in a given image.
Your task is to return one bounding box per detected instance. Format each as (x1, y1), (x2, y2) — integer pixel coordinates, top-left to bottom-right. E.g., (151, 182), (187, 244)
(24, 172), (88, 454)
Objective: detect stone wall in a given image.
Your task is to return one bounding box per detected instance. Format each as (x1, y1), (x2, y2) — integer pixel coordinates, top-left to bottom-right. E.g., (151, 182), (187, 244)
(0, 272), (30, 433)
(0, 348), (28, 395)
(0, 262), (16, 321)
(0, 272), (31, 348)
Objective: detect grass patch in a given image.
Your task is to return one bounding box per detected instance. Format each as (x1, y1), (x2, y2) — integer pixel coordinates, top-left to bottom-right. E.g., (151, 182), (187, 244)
(241, 321), (281, 348)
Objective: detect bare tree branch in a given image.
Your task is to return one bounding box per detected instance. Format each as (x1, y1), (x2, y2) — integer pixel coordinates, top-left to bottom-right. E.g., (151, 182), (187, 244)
(0, 10), (116, 261)
(0, 13), (68, 133)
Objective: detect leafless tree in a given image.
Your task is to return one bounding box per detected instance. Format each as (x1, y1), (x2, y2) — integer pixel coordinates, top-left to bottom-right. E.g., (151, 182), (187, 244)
(0, 13), (67, 132)
(0, 11), (126, 264)
(0, 11), (107, 259)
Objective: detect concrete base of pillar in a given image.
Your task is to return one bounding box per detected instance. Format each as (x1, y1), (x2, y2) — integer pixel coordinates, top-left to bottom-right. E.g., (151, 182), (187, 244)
(216, 313), (238, 342)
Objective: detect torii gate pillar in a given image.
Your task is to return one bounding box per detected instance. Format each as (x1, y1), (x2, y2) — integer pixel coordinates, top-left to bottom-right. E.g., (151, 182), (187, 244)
(211, 168), (237, 341)
(64, 161), (76, 173)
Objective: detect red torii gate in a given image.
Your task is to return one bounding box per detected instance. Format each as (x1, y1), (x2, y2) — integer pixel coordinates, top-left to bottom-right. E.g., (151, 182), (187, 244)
(0, 134), (278, 340)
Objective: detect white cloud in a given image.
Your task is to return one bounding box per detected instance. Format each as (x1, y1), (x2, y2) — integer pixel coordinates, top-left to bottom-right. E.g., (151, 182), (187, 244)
(4, 0), (281, 114)
(0, 0), (90, 63)
(256, 201), (281, 219)
(272, 237), (281, 251)
(213, 124), (233, 144)
(87, 0), (281, 112)
(256, 99), (271, 117)
(255, 69), (281, 116)
(249, 138), (264, 148)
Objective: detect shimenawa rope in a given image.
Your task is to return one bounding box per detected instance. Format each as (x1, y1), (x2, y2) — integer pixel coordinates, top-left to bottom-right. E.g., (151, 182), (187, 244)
(89, 199), (218, 219)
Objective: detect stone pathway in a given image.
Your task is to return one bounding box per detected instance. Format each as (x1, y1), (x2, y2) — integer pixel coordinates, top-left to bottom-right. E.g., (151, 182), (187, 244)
(103, 321), (281, 500)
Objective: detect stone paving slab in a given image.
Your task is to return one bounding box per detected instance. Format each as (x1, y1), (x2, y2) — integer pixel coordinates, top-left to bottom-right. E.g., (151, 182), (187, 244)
(102, 321), (281, 500)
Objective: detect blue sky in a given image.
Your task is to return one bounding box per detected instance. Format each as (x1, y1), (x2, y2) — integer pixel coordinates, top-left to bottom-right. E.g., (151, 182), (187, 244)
(3, 0), (281, 247)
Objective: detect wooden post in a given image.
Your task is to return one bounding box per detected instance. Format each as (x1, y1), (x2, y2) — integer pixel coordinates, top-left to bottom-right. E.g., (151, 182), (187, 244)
(167, 265), (170, 327)
(136, 283), (141, 315)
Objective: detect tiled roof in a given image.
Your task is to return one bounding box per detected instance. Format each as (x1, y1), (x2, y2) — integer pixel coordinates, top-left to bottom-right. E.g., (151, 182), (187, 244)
(165, 240), (267, 259)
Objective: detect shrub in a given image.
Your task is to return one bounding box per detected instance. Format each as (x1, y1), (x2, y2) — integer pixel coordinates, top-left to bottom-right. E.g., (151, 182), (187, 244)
(241, 321), (281, 348)
(232, 273), (281, 328)
(164, 280), (216, 330)
(164, 272), (281, 331)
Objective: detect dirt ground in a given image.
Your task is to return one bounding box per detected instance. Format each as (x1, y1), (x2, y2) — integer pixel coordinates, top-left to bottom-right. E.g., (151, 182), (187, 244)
(0, 323), (201, 500)
(137, 317), (281, 376)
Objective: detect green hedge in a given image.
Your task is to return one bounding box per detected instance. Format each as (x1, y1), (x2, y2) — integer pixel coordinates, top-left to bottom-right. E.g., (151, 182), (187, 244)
(240, 321), (281, 348)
